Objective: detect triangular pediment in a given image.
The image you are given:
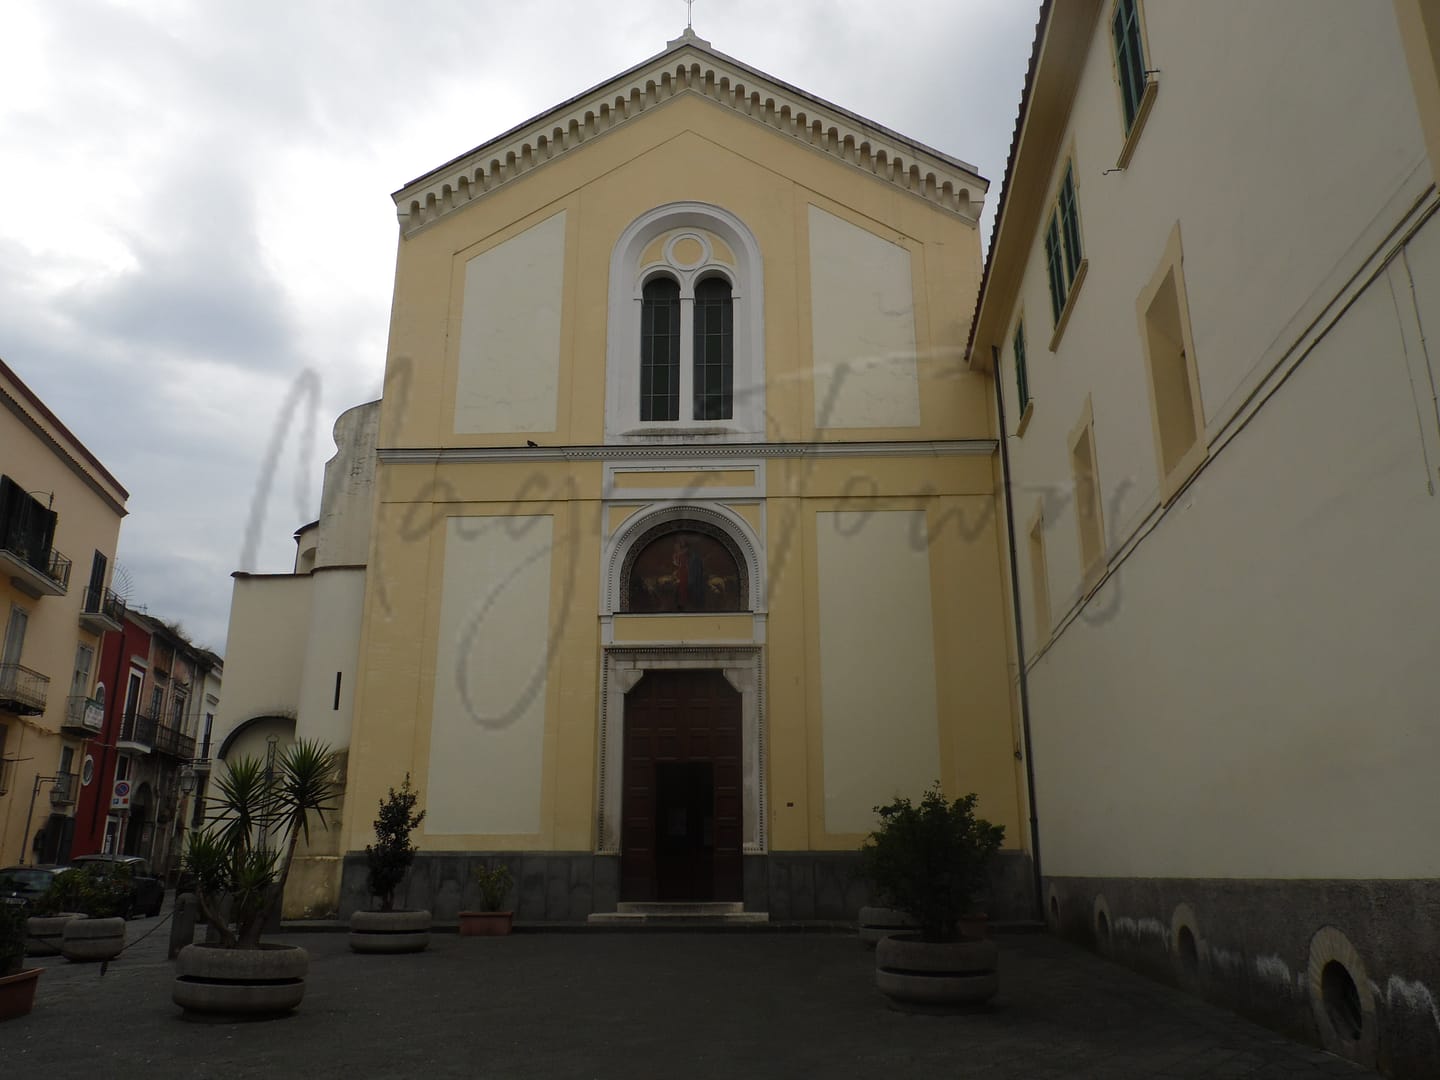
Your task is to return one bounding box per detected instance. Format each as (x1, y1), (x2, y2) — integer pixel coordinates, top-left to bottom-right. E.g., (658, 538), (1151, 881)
(393, 30), (988, 235)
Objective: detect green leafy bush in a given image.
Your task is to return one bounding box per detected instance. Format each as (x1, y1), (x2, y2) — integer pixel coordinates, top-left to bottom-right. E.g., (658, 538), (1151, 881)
(471, 861), (513, 912)
(858, 783), (1005, 943)
(365, 775), (426, 912)
(0, 902), (25, 976)
(33, 864), (133, 919)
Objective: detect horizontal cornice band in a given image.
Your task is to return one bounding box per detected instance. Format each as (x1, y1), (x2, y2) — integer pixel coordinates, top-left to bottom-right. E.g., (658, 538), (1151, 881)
(377, 439), (998, 465)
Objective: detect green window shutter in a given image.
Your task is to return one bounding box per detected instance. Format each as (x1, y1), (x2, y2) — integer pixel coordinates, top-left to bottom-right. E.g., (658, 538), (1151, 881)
(1045, 215), (1066, 324)
(1060, 165), (1083, 281)
(1014, 322), (1030, 413)
(1113, 0), (1146, 130)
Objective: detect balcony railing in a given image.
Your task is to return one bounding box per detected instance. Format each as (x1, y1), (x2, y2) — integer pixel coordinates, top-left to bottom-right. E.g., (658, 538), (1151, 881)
(62, 694), (105, 738)
(155, 723), (197, 760)
(0, 541), (70, 598)
(49, 770), (78, 807)
(118, 707), (157, 751)
(0, 663), (50, 716)
(79, 585), (124, 633)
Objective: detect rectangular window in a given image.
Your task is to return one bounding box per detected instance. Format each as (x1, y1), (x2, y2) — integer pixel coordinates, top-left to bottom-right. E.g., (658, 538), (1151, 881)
(1013, 321), (1030, 413)
(1028, 511), (1051, 641)
(72, 644), (94, 698)
(1113, 0), (1146, 131)
(1044, 214), (1066, 323)
(1070, 417), (1105, 577)
(1059, 165), (1083, 281)
(2, 604), (28, 668)
(692, 278), (734, 421)
(640, 278), (681, 422)
(1140, 225), (1206, 502)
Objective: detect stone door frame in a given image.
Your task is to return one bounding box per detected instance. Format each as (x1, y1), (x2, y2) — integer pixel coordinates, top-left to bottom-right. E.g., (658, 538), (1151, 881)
(598, 645), (766, 857)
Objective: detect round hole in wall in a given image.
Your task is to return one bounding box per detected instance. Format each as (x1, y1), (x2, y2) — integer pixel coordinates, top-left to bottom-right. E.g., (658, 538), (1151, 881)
(1177, 925), (1199, 976)
(1322, 960), (1364, 1043)
(81, 756), (95, 786)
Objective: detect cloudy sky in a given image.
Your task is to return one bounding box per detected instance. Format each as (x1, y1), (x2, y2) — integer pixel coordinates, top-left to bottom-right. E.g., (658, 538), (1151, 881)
(0, 0), (1040, 653)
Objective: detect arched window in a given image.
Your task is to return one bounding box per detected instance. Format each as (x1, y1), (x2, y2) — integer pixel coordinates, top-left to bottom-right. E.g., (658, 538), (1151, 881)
(693, 277), (733, 420)
(607, 203), (764, 441)
(640, 277), (681, 422)
(621, 520), (748, 613)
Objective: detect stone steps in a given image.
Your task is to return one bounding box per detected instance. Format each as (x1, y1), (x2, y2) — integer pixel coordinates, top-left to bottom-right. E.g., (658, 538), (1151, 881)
(587, 901), (769, 926)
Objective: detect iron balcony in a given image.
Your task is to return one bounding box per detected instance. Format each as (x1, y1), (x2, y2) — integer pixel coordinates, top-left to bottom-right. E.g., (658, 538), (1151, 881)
(0, 542), (70, 599)
(118, 707), (157, 752)
(0, 663), (49, 716)
(79, 585), (124, 633)
(62, 694), (105, 738)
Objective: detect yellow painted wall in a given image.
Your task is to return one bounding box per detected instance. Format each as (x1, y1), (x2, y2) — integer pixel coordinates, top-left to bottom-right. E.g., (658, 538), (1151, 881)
(341, 84), (1017, 870)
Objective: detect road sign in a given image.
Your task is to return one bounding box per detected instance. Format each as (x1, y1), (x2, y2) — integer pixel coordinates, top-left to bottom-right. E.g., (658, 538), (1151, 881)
(111, 780), (131, 810)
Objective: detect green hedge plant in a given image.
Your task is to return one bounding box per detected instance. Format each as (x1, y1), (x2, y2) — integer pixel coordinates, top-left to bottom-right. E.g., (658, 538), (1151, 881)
(858, 783), (1005, 943)
(365, 775), (426, 912)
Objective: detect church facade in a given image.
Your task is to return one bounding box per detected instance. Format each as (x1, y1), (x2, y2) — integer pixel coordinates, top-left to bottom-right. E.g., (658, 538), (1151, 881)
(215, 29), (1032, 923)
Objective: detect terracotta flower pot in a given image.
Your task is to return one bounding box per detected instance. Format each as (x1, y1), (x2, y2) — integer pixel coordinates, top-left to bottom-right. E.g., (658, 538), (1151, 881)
(458, 910), (513, 936)
(0, 967), (41, 1021)
(173, 943), (309, 1018)
(349, 909), (432, 953)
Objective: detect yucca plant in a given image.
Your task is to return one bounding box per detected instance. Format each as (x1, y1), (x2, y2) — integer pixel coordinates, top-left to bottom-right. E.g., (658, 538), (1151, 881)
(184, 739), (339, 948)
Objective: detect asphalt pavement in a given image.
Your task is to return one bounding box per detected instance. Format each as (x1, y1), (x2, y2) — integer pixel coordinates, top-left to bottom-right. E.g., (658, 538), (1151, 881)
(2, 907), (1378, 1079)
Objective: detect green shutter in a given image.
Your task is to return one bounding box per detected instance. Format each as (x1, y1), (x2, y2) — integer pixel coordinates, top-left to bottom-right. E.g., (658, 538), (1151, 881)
(1014, 322), (1030, 414)
(1113, 0), (1146, 131)
(1060, 165), (1083, 281)
(1045, 215), (1066, 324)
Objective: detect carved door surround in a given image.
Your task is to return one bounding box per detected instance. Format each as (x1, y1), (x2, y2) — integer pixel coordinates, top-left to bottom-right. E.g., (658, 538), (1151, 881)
(598, 646), (765, 860)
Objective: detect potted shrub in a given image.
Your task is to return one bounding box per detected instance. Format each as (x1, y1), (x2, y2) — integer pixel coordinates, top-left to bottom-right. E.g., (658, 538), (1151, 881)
(58, 862), (132, 962)
(459, 861), (514, 936)
(350, 774), (431, 954)
(859, 783), (1005, 1011)
(0, 901), (41, 1020)
(173, 738), (339, 1018)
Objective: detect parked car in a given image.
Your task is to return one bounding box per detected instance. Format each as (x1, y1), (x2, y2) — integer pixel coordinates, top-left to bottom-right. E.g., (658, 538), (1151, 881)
(0, 865), (69, 911)
(67, 854), (165, 918)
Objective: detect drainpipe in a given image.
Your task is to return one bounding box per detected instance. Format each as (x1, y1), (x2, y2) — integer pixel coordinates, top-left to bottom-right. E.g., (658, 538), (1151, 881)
(992, 345), (1044, 923)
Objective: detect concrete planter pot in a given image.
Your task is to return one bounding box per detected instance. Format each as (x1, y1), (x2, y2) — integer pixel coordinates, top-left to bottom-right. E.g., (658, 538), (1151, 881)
(0, 967), (42, 1021)
(458, 911), (513, 936)
(349, 909), (432, 954)
(60, 917), (125, 963)
(25, 913), (80, 957)
(173, 943), (309, 1018)
(858, 906), (920, 949)
(875, 933), (999, 1012)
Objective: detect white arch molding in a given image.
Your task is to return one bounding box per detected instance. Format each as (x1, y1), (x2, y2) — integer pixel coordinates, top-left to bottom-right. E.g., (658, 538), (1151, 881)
(606, 202), (766, 442)
(600, 502), (767, 617)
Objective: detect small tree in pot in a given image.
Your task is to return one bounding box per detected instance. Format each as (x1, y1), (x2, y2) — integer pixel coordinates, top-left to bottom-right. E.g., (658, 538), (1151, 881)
(859, 783), (1005, 1010)
(174, 738), (340, 1018)
(350, 775), (431, 953)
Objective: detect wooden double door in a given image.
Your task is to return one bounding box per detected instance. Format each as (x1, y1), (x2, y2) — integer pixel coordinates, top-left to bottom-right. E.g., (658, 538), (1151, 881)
(620, 669), (743, 901)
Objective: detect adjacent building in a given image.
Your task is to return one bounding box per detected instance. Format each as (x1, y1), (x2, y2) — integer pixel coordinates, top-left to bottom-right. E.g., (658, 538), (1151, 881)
(0, 359), (128, 867)
(968, 1), (1440, 1072)
(70, 608), (221, 878)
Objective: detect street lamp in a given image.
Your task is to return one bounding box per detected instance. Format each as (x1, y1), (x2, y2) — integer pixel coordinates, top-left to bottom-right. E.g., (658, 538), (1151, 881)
(179, 766), (197, 796)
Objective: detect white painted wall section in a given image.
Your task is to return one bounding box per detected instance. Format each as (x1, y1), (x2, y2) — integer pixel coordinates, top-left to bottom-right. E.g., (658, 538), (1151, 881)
(816, 510), (940, 833)
(454, 211), (566, 434)
(427, 516), (553, 835)
(808, 206), (920, 430)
